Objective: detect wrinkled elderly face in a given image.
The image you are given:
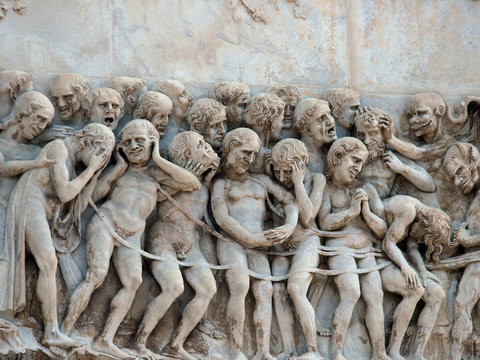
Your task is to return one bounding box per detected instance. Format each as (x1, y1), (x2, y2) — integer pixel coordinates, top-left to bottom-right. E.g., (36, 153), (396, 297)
(227, 94), (249, 124)
(338, 98), (360, 129)
(90, 92), (122, 130)
(120, 128), (153, 165)
(204, 109), (227, 149)
(226, 142), (259, 175)
(149, 101), (173, 137)
(273, 162), (293, 189)
(282, 95), (299, 128)
(445, 156), (479, 194)
(407, 101), (439, 139)
(20, 105), (54, 139)
(356, 119), (385, 161)
(333, 150), (367, 186)
(50, 82), (82, 121)
(309, 105), (336, 144)
(188, 136), (220, 180)
(171, 82), (194, 119)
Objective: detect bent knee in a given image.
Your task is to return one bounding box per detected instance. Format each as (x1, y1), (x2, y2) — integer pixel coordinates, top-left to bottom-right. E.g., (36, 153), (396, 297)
(35, 252), (58, 274)
(198, 280), (217, 299)
(86, 266), (109, 286)
(123, 272), (143, 292)
(287, 281), (307, 299)
(424, 283), (445, 305)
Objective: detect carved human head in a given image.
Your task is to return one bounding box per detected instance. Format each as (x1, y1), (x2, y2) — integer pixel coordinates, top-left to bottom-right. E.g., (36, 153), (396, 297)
(82, 88), (124, 130)
(244, 93), (285, 143)
(266, 84), (301, 128)
(221, 127), (261, 175)
(49, 73), (90, 122)
(322, 88), (360, 130)
(354, 107), (389, 161)
(153, 80), (194, 120)
(108, 76), (147, 114)
(269, 138), (309, 189)
(326, 137), (368, 185)
(406, 92), (445, 140)
(410, 205), (452, 262)
(0, 70), (33, 119)
(133, 91), (173, 137)
(187, 98), (227, 149)
(209, 81), (250, 125)
(169, 131), (220, 182)
(294, 97), (336, 146)
(443, 142), (480, 194)
(0, 91), (54, 140)
(118, 119), (159, 165)
(74, 123), (115, 168)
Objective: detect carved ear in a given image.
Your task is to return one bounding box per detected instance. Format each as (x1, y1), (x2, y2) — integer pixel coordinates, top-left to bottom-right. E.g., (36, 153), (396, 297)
(435, 104), (446, 117)
(127, 95), (136, 108)
(264, 152), (274, 178)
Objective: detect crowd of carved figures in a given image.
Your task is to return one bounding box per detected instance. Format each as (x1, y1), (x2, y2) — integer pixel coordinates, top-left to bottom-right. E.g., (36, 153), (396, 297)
(2, 70), (480, 360)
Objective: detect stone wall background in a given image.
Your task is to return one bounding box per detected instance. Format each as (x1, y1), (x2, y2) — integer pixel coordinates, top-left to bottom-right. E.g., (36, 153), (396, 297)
(2, 0), (480, 120)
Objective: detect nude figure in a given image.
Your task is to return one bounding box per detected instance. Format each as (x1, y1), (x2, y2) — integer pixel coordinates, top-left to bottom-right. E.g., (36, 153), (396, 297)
(2, 123), (115, 349)
(382, 195), (449, 360)
(268, 139), (326, 360)
(318, 137), (390, 360)
(131, 131), (220, 360)
(211, 128), (298, 360)
(354, 106), (436, 199)
(62, 120), (200, 359)
(293, 97), (337, 173)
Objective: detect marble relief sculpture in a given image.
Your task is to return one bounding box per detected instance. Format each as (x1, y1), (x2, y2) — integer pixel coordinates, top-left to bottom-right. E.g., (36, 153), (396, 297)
(2, 70), (480, 360)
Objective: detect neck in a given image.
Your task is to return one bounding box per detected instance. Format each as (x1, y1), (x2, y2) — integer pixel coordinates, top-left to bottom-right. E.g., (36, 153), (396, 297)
(423, 125), (443, 144)
(225, 167), (247, 181)
(301, 134), (325, 155)
(131, 160), (150, 170)
(332, 176), (353, 189)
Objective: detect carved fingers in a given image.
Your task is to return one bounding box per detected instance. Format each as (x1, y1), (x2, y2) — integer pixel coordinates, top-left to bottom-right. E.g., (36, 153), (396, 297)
(379, 114), (394, 140)
(402, 266), (422, 290)
(382, 150), (403, 173)
(351, 188), (368, 215)
(290, 161), (306, 185)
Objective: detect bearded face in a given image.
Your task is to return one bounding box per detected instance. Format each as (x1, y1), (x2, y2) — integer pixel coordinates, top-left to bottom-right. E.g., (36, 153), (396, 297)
(356, 121), (386, 162)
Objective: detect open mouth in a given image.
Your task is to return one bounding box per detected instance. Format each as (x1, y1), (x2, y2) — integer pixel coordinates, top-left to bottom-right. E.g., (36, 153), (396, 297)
(201, 164), (219, 181)
(103, 116), (115, 125)
(411, 119), (432, 130)
(327, 126), (336, 136)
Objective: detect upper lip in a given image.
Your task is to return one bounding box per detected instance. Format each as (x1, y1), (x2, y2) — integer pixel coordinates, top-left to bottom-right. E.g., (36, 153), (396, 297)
(411, 119), (432, 130)
(327, 126), (336, 136)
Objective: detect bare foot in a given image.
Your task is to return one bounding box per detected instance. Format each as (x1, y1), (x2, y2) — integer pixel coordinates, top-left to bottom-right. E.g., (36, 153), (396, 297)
(132, 343), (162, 360)
(164, 343), (197, 360)
(196, 319), (226, 339)
(92, 337), (136, 359)
(295, 351), (325, 360)
(42, 330), (84, 349)
(387, 350), (406, 360)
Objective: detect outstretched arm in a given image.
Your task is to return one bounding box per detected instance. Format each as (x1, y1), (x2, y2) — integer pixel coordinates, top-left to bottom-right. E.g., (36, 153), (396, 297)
(0, 150), (56, 177)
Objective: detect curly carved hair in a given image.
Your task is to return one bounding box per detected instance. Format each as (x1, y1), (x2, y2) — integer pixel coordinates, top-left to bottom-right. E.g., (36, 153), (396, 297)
(187, 98), (226, 134)
(354, 106), (389, 130)
(209, 82), (250, 105)
(82, 88), (124, 121)
(107, 76), (146, 99)
(118, 119), (159, 143)
(443, 142), (480, 171)
(133, 91), (173, 120)
(221, 127), (261, 167)
(325, 137), (367, 178)
(244, 93), (285, 131)
(74, 123), (115, 152)
(49, 73), (90, 101)
(0, 91), (54, 131)
(414, 206), (452, 263)
(271, 138), (309, 166)
(322, 88), (360, 119)
(293, 98), (331, 134)
(168, 131), (203, 165)
(266, 84), (301, 100)
(0, 70), (33, 102)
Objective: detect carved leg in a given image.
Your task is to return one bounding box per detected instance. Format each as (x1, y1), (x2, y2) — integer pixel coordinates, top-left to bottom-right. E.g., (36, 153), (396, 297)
(272, 255), (296, 359)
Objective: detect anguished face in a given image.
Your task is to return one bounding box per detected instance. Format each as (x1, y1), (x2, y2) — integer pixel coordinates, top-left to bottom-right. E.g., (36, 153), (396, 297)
(355, 119), (385, 161)
(445, 156), (479, 194)
(204, 109), (227, 149)
(119, 128), (154, 165)
(50, 82), (82, 121)
(149, 100), (173, 137)
(20, 105), (54, 140)
(90, 92), (123, 130)
(273, 162), (293, 189)
(333, 150), (367, 186)
(407, 99), (439, 139)
(282, 95), (299, 128)
(226, 141), (259, 175)
(171, 82), (194, 119)
(308, 105), (337, 144)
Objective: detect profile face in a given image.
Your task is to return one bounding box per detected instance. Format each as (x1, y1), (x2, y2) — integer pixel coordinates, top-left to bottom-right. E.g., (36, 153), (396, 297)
(172, 82), (194, 119)
(120, 128), (153, 164)
(338, 98), (360, 129)
(90, 92), (122, 130)
(189, 136), (220, 176)
(445, 156), (479, 194)
(333, 150), (367, 185)
(149, 101), (173, 137)
(204, 110), (227, 149)
(309, 106), (336, 144)
(270, 107), (285, 141)
(50, 82), (82, 121)
(20, 106), (54, 139)
(226, 141), (258, 175)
